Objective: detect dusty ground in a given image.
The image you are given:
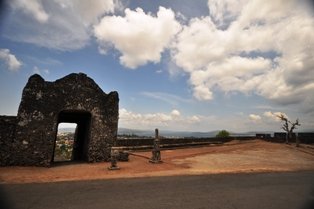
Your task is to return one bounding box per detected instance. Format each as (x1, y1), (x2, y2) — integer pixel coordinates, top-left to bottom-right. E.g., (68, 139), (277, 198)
(1, 140), (314, 184)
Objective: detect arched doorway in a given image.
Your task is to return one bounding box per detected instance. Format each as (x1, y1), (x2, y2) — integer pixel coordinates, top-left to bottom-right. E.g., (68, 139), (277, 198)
(53, 110), (92, 163)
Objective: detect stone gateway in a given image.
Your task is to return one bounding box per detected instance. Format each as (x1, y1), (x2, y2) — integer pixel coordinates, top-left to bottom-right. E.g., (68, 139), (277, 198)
(0, 73), (119, 166)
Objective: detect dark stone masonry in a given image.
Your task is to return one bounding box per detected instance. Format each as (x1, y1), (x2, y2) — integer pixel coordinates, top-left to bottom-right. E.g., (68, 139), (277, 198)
(0, 73), (119, 166)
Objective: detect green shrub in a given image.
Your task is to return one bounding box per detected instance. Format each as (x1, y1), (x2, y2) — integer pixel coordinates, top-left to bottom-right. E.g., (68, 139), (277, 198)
(216, 130), (230, 138)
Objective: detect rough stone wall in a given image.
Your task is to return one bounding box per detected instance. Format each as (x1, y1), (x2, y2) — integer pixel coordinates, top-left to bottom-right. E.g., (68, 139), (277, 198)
(0, 116), (17, 166)
(1, 73), (119, 166)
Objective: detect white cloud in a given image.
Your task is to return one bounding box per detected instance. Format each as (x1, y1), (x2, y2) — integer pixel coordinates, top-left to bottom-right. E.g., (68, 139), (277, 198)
(263, 111), (288, 122)
(0, 48), (22, 71)
(189, 56), (271, 100)
(249, 114), (261, 121)
(6, 0), (117, 51)
(119, 108), (298, 132)
(119, 108), (200, 130)
(171, 109), (181, 117)
(10, 0), (49, 23)
(94, 7), (181, 68)
(189, 115), (201, 123)
(53, 0), (116, 26)
(192, 85), (213, 101)
(208, 0), (247, 27)
(172, 0), (314, 113)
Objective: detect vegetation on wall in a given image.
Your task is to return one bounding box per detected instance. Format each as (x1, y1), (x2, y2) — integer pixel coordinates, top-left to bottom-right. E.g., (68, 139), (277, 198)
(54, 132), (74, 162)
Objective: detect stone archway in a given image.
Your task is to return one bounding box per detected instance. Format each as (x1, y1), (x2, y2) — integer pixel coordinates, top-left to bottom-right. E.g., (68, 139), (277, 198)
(0, 73), (119, 166)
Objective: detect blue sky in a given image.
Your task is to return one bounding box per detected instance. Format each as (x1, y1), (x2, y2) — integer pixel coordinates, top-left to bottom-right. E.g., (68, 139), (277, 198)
(0, 0), (314, 132)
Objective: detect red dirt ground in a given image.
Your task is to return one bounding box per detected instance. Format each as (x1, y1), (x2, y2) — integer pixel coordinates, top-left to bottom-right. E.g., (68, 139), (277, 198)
(1, 140), (314, 184)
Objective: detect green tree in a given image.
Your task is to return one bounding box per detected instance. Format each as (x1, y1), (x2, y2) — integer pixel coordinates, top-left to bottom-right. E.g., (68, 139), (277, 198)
(216, 130), (230, 138)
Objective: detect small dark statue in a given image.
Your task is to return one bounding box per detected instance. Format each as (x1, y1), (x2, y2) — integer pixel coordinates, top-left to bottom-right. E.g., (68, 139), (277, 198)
(149, 129), (162, 163)
(108, 147), (120, 170)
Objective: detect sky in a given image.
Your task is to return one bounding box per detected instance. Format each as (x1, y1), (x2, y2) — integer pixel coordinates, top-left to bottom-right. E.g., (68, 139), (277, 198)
(0, 0), (314, 133)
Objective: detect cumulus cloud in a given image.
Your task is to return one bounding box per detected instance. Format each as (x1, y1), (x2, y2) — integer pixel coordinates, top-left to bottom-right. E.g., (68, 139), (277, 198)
(119, 108), (200, 130)
(6, 0), (117, 50)
(119, 108), (289, 132)
(208, 0), (247, 27)
(172, 0), (314, 113)
(94, 7), (181, 68)
(193, 85), (213, 101)
(263, 111), (288, 121)
(171, 109), (181, 117)
(0, 48), (22, 71)
(189, 56), (271, 99)
(249, 114), (261, 121)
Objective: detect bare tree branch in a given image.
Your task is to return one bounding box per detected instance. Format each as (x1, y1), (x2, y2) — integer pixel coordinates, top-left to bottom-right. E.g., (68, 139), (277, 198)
(289, 119), (301, 133)
(277, 113), (301, 144)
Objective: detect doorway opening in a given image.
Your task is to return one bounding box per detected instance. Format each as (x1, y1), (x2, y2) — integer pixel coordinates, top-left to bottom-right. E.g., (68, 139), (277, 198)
(53, 123), (77, 162)
(53, 111), (92, 164)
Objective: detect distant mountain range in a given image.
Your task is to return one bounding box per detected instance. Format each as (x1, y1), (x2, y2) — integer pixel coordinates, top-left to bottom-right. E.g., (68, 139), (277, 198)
(117, 128), (258, 138)
(58, 127), (313, 138)
(58, 127), (76, 133)
(58, 127), (256, 137)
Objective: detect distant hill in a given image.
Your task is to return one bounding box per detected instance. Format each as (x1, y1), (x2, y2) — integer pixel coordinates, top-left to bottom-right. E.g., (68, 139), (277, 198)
(58, 128), (76, 133)
(59, 127), (313, 138)
(118, 128), (257, 138)
(59, 127), (221, 137)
